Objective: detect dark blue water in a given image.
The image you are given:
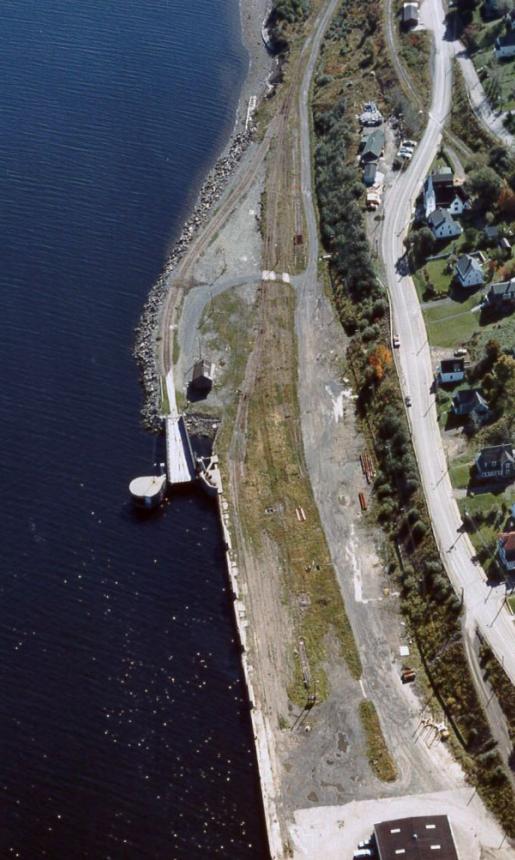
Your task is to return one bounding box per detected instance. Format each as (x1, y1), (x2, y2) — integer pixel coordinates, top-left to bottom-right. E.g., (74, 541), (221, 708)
(0, 1), (269, 857)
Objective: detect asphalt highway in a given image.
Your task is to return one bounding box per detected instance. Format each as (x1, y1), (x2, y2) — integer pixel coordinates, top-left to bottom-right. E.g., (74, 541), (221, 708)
(381, 0), (515, 683)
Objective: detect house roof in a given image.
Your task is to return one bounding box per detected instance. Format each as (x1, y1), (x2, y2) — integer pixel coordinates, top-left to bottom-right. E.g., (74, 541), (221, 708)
(192, 359), (213, 380)
(484, 225), (499, 240)
(498, 532), (515, 562)
(402, 3), (419, 21)
(452, 388), (488, 411)
(374, 816), (459, 860)
(362, 128), (385, 159)
(427, 207), (457, 230)
(496, 30), (515, 47)
(476, 443), (515, 470)
(363, 162), (377, 180)
(435, 185), (468, 207)
(456, 254), (482, 279)
(440, 358), (465, 374)
(488, 278), (515, 298)
(431, 167), (454, 185)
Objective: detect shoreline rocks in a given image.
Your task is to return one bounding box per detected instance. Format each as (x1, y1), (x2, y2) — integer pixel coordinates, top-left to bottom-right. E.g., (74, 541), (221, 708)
(133, 129), (253, 432)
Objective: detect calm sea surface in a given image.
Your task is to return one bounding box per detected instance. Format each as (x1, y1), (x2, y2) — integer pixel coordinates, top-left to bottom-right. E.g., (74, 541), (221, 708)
(0, 1), (269, 856)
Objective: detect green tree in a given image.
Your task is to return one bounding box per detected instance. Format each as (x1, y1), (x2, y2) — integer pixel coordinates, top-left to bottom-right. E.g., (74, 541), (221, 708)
(467, 166), (502, 210)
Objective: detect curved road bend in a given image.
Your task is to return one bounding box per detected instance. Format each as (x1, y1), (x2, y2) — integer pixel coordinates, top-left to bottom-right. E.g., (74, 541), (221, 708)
(380, 0), (515, 683)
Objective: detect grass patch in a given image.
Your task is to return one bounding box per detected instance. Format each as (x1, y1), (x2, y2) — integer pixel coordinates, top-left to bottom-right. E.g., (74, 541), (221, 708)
(359, 699), (397, 782)
(507, 594), (515, 614)
(424, 292), (483, 346)
(160, 376), (170, 415)
(449, 457), (472, 490)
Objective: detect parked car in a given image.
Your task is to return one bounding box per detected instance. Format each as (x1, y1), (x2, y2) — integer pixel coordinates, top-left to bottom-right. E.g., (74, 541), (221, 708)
(393, 335), (400, 348)
(405, 395), (412, 407)
(454, 347), (468, 357)
(402, 139), (417, 148)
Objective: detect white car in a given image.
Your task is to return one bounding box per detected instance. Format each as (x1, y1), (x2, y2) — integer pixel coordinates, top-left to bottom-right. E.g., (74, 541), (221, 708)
(393, 335), (400, 348)
(402, 139), (417, 148)
(397, 149), (413, 160)
(454, 347), (468, 357)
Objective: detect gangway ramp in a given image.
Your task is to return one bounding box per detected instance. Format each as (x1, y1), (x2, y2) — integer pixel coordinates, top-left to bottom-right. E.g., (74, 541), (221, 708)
(165, 415), (196, 485)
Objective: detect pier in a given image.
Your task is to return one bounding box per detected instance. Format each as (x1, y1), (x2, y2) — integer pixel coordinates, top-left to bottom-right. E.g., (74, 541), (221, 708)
(163, 370), (196, 485)
(165, 415), (196, 484)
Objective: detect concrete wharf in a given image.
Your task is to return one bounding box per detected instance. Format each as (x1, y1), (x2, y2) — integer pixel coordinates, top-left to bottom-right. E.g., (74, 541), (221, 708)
(164, 370), (196, 485)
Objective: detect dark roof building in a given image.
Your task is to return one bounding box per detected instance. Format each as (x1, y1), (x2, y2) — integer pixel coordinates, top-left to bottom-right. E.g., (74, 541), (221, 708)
(363, 162), (377, 186)
(431, 167), (453, 185)
(498, 531), (515, 570)
(483, 225), (499, 242)
(374, 815), (459, 860)
(484, 278), (515, 307)
(475, 443), (515, 479)
(361, 128), (385, 163)
(438, 358), (465, 380)
(402, 2), (419, 26)
(451, 388), (489, 416)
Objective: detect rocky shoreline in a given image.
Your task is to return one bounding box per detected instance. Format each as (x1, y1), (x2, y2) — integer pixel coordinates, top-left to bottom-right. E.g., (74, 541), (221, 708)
(132, 0), (274, 433)
(132, 128), (253, 432)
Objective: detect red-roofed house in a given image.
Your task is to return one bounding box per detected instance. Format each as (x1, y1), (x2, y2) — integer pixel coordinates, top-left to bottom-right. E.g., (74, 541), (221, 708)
(498, 532), (515, 571)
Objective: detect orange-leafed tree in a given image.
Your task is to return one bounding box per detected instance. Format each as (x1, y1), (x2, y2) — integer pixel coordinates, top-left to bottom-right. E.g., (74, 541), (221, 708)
(368, 343), (392, 383)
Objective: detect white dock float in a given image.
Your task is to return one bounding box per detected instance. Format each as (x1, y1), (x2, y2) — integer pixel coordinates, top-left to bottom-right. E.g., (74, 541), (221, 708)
(165, 415), (196, 485)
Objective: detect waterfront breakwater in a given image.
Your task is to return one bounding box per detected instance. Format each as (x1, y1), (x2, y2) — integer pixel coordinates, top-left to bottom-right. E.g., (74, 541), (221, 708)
(133, 129), (253, 432)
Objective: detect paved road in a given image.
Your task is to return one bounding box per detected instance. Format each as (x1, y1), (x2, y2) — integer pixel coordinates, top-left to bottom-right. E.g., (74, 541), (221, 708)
(453, 43), (514, 148)
(380, 0), (515, 684)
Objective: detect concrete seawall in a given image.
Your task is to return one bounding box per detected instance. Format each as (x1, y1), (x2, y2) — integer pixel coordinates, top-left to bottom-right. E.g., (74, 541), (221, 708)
(216, 489), (284, 860)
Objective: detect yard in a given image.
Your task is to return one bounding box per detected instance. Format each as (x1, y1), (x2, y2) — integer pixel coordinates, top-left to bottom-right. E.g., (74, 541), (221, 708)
(465, 12), (515, 111)
(423, 292), (484, 346)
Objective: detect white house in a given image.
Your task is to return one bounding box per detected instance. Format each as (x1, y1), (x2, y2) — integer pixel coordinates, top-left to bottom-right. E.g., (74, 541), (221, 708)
(438, 358), (465, 384)
(447, 189), (469, 216)
(498, 532), (515, 571)
(455, 254), (484, 288)
(495, 31), (515, 59)
(424, 171), (469, 218)
(427, 207), (462, 239)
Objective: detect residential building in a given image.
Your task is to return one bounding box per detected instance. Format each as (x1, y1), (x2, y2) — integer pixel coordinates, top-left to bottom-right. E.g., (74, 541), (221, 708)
(363, 162), (377, 186)
(427, 207), (462, 239)
(374, 815), (459, 860)
(475, 443), (515, 479)
(401, 2), (419, 27)
(360, 128), (385, 163)
(423, 170), (469, 218)
(451, 388), (489, 416)
(483, 224), (499, 244)
(495, 30), (515, 58)
(483, 277), (515, 308)
(455, 254), (484, 287)
(438, 358), (465, 384)
(498, 531), (515, 571)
